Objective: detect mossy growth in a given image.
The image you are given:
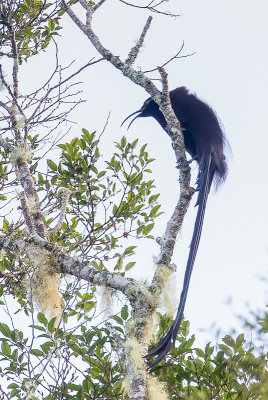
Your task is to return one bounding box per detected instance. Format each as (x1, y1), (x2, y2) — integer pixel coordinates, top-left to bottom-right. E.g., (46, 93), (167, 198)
(9, 144), (33, 166)
(148, 376), (169, 400)
(124, 337), (146, 372)
(27, 244), (62, 326)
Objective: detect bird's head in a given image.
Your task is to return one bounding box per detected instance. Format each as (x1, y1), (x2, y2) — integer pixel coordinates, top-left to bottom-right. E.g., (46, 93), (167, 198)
(121, 97), (160, 130)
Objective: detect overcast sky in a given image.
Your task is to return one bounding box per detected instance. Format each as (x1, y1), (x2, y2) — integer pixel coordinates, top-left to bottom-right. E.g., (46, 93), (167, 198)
(18, 0), (268, 345)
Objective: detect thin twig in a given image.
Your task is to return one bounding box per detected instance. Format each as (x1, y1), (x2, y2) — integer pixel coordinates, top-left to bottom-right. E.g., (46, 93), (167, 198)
(119, 0), (181, 17)
(28, 58), (104, 123)
(50, 189), (76, 236)
(143, 42), (196, 73)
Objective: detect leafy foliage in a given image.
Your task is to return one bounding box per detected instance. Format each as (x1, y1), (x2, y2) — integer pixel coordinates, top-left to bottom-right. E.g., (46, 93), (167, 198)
(44, 130), (160, 272)
(0, 1), (267, 399)
(0, 309), (124, 399)
(0, 0), (62, 62)
(0, 301), (267, 398)
(147, 315), (268, 399)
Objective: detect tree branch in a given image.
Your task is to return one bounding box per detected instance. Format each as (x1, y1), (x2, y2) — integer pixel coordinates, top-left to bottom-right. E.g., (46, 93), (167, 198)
(93, 0), (107, 12)
(0, 234), (154, 310)
(11, 148), (46, 238)
(119, 0), (181, 17)
(0, 137), (14, 153)
(50, 189), (75, 236)
(61, 1), (190, 179)
(143, 41), (195, 74)
(125, 16), (152, 66)
(28, 57), (104, 123)
(18, 191), (35, 233)
(62, 5), (193, 395)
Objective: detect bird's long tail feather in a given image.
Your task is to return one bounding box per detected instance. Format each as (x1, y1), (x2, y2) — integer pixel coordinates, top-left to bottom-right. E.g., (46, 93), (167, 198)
(146, 152), (213, 369)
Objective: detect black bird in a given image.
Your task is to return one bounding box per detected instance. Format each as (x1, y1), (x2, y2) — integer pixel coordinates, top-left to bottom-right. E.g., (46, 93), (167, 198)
(122, 87), (228, 368)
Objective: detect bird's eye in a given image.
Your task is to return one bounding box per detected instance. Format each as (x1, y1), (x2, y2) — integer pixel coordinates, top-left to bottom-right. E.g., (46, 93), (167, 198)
(141, 98), (151, 112)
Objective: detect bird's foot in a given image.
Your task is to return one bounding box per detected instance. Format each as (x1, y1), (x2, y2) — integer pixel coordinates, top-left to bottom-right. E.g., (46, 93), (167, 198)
(187, 155), (198, 164)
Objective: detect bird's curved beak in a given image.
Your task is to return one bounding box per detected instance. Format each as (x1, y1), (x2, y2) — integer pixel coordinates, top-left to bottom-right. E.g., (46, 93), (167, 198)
(121, 109), (142, 130)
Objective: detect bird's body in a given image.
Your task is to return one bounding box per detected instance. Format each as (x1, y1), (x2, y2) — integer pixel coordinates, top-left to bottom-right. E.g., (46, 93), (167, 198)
(122, 86), (228, 368)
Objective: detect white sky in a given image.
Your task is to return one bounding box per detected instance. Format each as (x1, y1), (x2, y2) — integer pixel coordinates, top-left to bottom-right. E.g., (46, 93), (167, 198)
(18, 0), (268, 345)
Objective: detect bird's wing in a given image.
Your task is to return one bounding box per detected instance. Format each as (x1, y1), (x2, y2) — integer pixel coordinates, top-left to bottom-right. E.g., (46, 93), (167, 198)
(146, 151), (213, 369)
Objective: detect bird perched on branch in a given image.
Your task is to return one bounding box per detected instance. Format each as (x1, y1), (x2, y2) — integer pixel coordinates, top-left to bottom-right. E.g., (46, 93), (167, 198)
(122, 86), (228, 368)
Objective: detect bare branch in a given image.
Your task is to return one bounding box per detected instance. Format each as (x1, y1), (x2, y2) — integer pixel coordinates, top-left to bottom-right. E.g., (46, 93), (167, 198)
(28, 58), (104, 123)
(93, 0), (108, 12)
(0, 65), (29, 142)
(62, 1), (87, 32)
(157, 66), (190, 187)
(125, 16), (152, 66)
(157, 186), (194, 266)
(0, 137), (14, 153)
(9, 21), (19, 101)
(61, 1), (161, 101)
(50, 189), (75, 236)
(99, 111), (111, 136)
(61, 2), (189, 186)
(9, 147), (46, 238)
(0, 270), (25, 279)
(0, 100), (11, 113)
(143, 42), (195, 73)
(78, 0), (87, 9)
(0, 233), (153, 309)
(18, 191), (35, 233)
(158, 66), (169, 100)
(0, 236), (20, 253)
(119, 0), (181, 17)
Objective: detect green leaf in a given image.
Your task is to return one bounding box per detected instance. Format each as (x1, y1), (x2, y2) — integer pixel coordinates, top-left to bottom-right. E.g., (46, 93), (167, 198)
(123, 246), (136, 256)
(222, 335), (236, 348)
(185, 334), (195, 349)
(125, 261), (135, 271)
(205, 343), (214, 356)
(41, 341), (54, 354)
(143, 223), (154, 235)
(235, 333), (245, 347)
(12, 349), (18, 362)
(37, 312), (48, 326)
(180, 320), (190, 337)
(121, 305), (128, 320)
(97, 171), (106, 178)
(131, 138), (138, 149)
(47, 159), (57, 171)
(7, 383), (19, 389)
(121, 136), (126, 148)
(10, 388), (20, 398)
(48, 19), (55, 30)
(30, 349), (44, 357)
(150, 205), (161, 217)
(58, 8), (65, 16)
(195, 348), (205, 357)
(0, 323), (11, 338)
(1, 341), (11, 356)
(149, 194), (160, 204)
(114, 257), (123, 271)
(112, 315), (123, 325)
(218, 344), (233, 357)
(48, 317), (56, 333)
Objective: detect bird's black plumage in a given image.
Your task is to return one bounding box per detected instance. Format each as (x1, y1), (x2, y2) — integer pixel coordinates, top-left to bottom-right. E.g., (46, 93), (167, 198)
(122, 86), (228, 368)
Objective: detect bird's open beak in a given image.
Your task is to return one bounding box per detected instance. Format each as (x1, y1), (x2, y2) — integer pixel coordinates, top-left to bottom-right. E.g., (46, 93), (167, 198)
(121, 109), (142, 130)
